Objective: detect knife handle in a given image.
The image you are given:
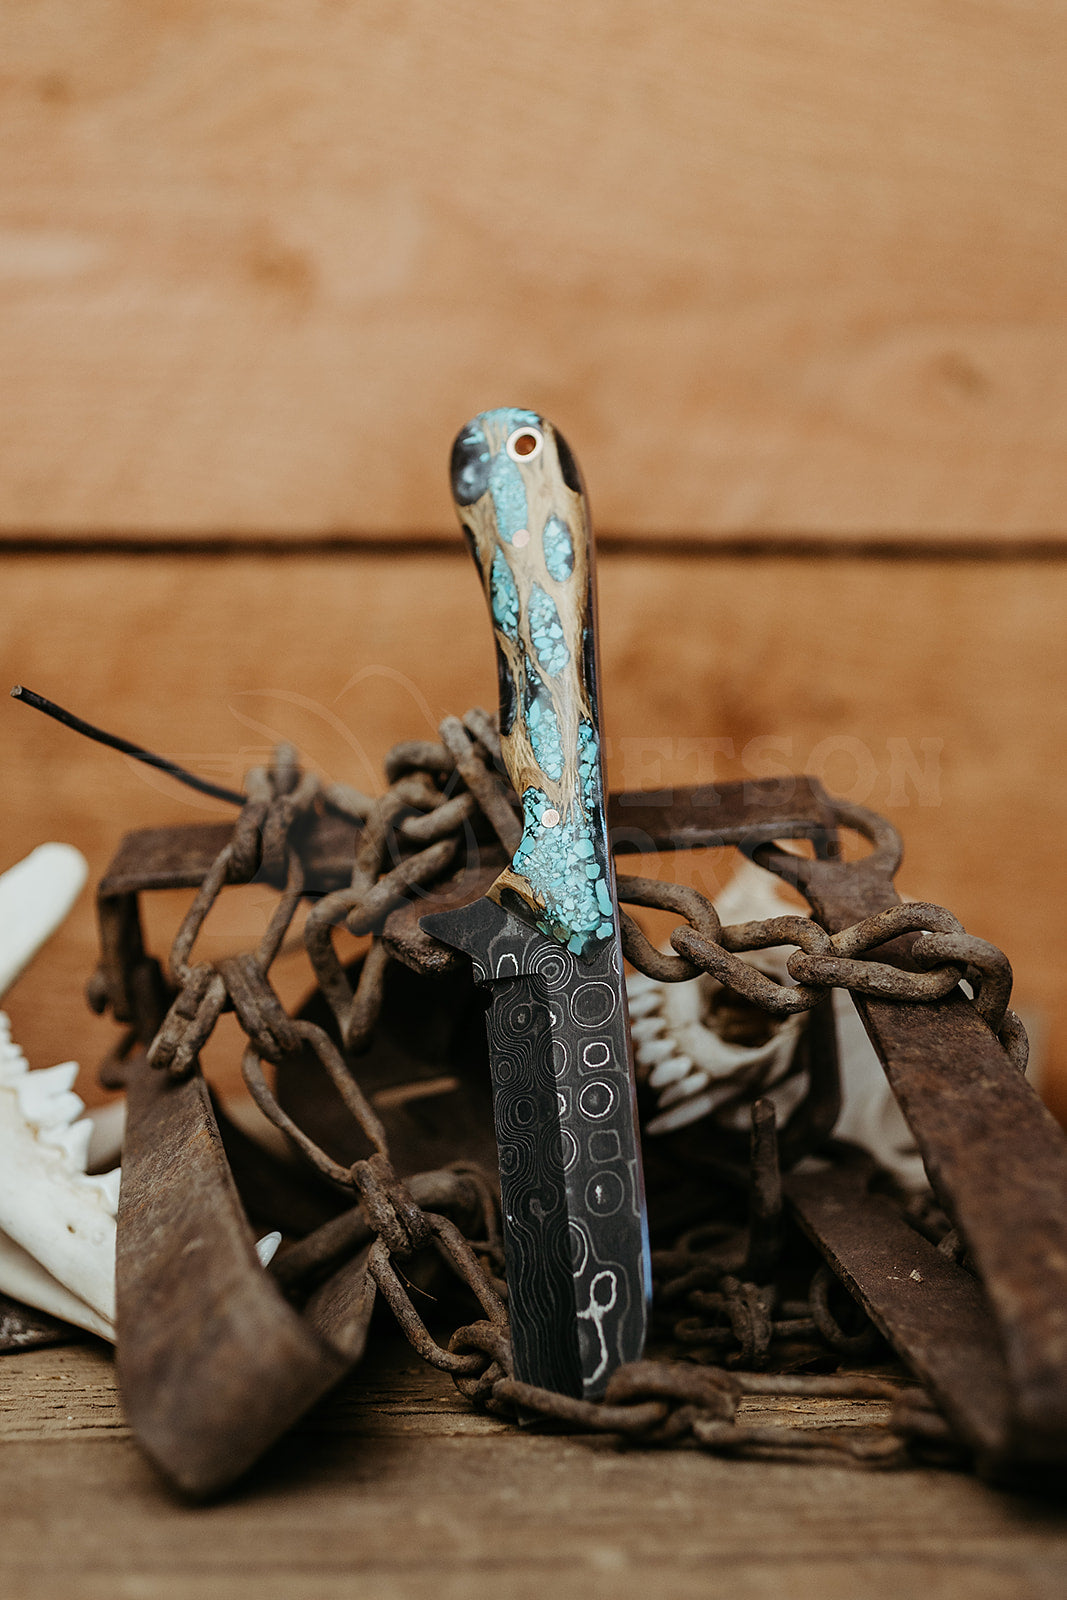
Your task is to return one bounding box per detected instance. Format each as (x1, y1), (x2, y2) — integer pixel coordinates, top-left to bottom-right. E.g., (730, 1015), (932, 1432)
(449, 408), (615, 959)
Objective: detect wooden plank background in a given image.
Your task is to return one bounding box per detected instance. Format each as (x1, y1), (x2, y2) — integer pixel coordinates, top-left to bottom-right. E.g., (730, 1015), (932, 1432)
(1, 1), (1066, 539)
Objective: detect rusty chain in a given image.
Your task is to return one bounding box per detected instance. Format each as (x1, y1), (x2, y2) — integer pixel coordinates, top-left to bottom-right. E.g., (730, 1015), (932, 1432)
(619, 878), (1027, 1069)
(132, 713), (1024, 1469)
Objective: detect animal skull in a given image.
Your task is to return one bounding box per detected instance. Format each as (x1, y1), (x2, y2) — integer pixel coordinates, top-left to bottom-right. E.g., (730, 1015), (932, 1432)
(627, 856), (928, 1188)
(0, 844), (118, 1340)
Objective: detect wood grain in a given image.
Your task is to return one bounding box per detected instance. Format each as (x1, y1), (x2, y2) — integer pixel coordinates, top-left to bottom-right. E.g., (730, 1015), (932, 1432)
(2, 1341), (1067, 1599)
(1, 3), (1067, 540)
(2, 548), (1064, 1125)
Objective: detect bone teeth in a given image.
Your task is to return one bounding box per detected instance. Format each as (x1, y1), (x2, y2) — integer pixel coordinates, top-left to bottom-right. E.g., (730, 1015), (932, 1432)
(0, 1089), (117, 1319)
(646, 1091), (720, 1136)
(630, 1016), (666, 1043)
(0, 845), (118, 1337)
(636, 1036), (677, 1066)
(255, 1231), (282, 1268)
(0, 843), (88, 1001)
(0, 1016), (29, 1082)
(658, 1069), (712, 1109)
(0, 1048), (28, 1082)
(88, 1167), (121, 1216)
(626, 990), (662, 1019)
(13, 1061), (83, 1129)
(648, 1055), (694, 1090)
(40, 1118), (94, 1171)
(625, 973), (660, 997)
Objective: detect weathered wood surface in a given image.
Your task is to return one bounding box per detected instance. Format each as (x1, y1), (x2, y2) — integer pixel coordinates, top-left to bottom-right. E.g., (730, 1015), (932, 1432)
(3, 548), (1064, 1119)
(2, 1341), (1066, 1600)
(1, 2), (1066, 540)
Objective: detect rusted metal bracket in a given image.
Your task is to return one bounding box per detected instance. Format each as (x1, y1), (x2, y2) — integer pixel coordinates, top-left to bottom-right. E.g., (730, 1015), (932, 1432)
(785, 1165), (1013, 1464)
(758, 804), (1067, 1470)
(116, 1047), (355, 1497)
(116, 1041), (497, 1496)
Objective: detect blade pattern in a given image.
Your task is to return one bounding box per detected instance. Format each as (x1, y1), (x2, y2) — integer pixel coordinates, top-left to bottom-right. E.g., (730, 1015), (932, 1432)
(459, 898), (650, 1397)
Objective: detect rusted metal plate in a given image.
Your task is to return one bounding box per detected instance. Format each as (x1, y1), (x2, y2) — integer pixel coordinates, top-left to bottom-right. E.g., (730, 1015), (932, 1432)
(116, 1049), (352, 1497)
(382, 862), (503, 974)
(609, 775), (837, 855)
(844, 990), (1067, 1466)
(98, 815), (352, 897)
(97, 776), (837, 902)
(765, 832), (1067, 1467)
(786, 1166), (1012, 1461)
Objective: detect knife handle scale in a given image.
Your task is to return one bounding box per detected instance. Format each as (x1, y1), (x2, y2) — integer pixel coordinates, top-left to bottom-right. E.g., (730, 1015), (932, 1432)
(449, 408), (615, 959)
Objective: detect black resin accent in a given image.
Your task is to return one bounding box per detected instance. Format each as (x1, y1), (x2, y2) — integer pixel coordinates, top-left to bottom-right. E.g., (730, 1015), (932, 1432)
(581, 614), (599, 717)
(451, 424), (492, 505)
(460, 521), (480, 564)
(494, 639), (518, 737)
(554, 428), (583, 494)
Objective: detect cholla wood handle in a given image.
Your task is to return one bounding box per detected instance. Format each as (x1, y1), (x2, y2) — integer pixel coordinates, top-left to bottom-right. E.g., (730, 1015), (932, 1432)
(450, 408), (617, 958)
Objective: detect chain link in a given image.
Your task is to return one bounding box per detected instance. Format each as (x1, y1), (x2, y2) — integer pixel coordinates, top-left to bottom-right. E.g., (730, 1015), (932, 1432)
(659, 894), (1027, 1066)
(129, 714), (1022, 1469)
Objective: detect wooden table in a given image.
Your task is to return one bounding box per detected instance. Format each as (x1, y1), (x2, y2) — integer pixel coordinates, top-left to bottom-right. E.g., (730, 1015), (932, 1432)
(3, 1337), (1066, 1600)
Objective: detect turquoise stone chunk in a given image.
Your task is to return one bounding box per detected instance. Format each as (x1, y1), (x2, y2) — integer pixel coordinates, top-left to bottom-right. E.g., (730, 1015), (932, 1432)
(528, 584), (570, 677)
(491, 406), (542, 433)
(488, 451), (528, 544)
(510, 717), (612, 957)
(490, 549), (519, 640)
(576, 718), (601, 811)
(524, 662), (564, 782)
(542, 514), (575, 582)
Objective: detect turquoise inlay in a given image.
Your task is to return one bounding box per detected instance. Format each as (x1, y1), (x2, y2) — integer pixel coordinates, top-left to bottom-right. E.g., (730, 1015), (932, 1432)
(488, 405), (542, 434)
(524, 662), (564, 782)
(488, 451), (527, 545)
(542, 515), (574, 582)
(489, 548), (519, 641)
(475, 407), (543, 543)
(577, 718), (601, 809)
(528, 583), (569, 677)
(511, 718), (613, 956)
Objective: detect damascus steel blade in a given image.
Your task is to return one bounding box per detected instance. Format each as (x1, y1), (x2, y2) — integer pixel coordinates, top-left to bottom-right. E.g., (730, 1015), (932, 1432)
(422, 896), (649, 1397)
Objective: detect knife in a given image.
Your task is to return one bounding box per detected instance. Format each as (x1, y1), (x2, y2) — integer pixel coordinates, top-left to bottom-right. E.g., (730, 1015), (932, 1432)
(421, 407), (650, 1397)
